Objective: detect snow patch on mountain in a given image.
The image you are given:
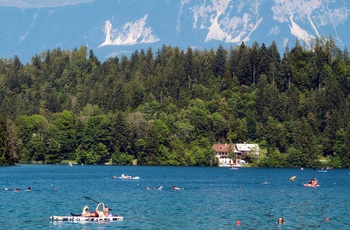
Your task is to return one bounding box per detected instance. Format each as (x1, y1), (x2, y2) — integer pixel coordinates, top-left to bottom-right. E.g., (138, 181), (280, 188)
(272, 0), (349, 45)
(188, 0), (263, 43)
(289, 15), (315, 44)
(99, 15), (160, 47)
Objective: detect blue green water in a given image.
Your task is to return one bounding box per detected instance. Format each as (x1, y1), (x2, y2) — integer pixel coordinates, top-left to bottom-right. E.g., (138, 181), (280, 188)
(0, 165), (349, 229)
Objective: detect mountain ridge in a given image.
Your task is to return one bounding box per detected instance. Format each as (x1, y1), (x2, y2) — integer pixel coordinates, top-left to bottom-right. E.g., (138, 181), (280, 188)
(0, 0), (349, 63)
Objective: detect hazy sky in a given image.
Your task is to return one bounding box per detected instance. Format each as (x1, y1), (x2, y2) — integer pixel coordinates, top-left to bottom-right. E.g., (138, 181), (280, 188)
(0, 0), (94, 9)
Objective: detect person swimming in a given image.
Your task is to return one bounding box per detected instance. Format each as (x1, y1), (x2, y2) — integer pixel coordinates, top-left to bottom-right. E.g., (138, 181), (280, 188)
(277, 217), (284, 224)
(172, 186), (181, 190)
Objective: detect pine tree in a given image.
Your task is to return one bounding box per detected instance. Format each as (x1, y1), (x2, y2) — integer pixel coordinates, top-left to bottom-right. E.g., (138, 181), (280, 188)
(111, 112), (130, 153)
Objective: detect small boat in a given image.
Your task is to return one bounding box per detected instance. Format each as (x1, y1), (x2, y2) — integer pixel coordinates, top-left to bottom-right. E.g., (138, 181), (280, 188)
(112, 174), (140, 180)
(230, 165), (239, 170)
(50, 215), (123, 222)
(288, 176), (296, 180)
(303, 183), (320, 187)
(318, 168), (327, 173)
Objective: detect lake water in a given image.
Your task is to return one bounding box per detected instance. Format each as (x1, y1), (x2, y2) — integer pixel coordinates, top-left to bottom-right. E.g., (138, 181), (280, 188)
(0, 165), (349, 229)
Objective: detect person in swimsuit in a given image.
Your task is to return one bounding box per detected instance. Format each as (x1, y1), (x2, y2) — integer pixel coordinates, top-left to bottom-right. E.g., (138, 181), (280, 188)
(95, 202), (111, 217)
(81, 206), (90, 217)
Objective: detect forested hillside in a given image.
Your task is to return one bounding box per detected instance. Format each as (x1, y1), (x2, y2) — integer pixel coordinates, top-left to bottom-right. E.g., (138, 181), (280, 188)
(1, 37), (350, 167)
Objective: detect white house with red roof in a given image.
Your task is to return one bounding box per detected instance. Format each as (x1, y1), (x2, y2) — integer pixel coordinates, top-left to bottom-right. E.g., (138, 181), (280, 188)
(212, 142), (259, 167)
(212, 144), (235, 167)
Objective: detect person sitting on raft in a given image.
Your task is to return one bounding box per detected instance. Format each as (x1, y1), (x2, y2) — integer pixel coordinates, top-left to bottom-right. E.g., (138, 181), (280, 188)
(80, 202), (112, 217)
(81, 206), (90, 217)
(312, 178), (318, 186)
(93, 202), (111, 217)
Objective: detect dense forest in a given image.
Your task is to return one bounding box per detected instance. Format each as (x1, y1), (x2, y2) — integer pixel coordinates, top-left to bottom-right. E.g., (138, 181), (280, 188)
(1, 37), (350, 168)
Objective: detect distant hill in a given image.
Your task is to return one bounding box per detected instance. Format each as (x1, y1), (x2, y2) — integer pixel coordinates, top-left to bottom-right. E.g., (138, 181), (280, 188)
(0, 0), (349, 63)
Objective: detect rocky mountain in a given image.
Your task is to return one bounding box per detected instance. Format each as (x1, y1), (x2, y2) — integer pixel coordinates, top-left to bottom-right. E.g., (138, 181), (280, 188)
(0, 0), (349, 63)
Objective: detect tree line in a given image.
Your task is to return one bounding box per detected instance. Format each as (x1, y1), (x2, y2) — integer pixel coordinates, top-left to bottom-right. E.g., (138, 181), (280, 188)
(1, 36), (350, 167)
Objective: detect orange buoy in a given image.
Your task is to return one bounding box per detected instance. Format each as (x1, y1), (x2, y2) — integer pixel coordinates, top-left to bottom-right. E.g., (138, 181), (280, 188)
(325, 217), (329, 221)
(236, 220), (241, 225)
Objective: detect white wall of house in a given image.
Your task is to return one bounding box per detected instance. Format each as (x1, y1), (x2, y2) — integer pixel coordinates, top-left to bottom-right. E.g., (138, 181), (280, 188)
(213, 143), (259, 166)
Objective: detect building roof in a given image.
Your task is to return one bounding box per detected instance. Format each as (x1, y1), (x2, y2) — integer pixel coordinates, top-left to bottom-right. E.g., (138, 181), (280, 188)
(212, 144), (235, 153)
(235, 143), (260, 152)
